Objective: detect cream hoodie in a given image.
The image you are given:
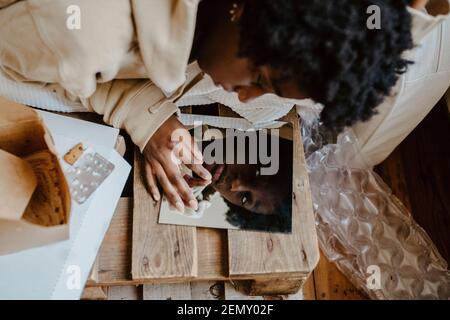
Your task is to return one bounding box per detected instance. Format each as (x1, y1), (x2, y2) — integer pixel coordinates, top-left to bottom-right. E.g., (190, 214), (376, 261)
(0, 0), (200, 151)
(0, 0), (449, 165)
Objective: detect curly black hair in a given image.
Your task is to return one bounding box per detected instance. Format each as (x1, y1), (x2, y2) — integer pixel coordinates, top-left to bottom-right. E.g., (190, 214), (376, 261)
(238, 0), (414, 131)
(224, 198), (292, 233)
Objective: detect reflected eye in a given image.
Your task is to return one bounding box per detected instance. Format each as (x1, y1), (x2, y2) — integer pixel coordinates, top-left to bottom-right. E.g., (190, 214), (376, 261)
(241, 192), (250, 205)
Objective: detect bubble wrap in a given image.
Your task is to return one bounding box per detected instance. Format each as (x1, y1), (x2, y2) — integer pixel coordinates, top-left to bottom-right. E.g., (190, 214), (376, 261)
(303, 121), (450, 300)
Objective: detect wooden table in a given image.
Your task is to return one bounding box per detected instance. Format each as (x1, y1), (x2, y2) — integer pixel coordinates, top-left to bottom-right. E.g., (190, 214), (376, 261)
(83, 109), (321, 298)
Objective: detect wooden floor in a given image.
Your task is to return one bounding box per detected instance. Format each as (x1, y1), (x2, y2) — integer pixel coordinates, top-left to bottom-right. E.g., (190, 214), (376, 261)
(83, 98), (450, 300)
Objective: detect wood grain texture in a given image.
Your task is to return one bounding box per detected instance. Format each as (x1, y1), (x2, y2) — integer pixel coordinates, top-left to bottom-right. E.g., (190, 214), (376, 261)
(97, 197), (133, 284)
(313, 252), (367, 300)
(302, 274), (316, 300)
(80, 286), (108, 300)
(224, 282), (304, 300)
(239, 277), (306, 296)
(108, 286), (142, 300)
(190, 281), (224, 300)
(132, 150), (198, 281)
(196, 228), (228, 280)
(224, 282), (263, 300)
(85, 257), (99, 286)
(143, 281), (223, 300)
(227, 111), (319, 279)
(92, 201), (229, 286)
(143, 283), (192, 300)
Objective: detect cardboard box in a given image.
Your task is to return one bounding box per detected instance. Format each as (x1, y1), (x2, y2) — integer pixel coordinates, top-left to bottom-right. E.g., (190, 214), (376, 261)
(0, 97), (71, 255)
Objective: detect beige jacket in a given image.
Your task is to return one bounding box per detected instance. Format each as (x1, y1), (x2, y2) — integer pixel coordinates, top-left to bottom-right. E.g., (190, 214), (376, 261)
(0, 0), (200, 151)
(0, 0), (449, 165)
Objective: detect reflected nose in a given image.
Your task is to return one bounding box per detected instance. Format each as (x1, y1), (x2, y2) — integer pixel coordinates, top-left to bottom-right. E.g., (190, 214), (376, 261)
(235, 86), (265, 103)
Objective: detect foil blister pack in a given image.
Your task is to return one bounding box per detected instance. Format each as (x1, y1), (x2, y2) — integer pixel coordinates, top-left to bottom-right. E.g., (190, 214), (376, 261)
(66, 151), (115, 204)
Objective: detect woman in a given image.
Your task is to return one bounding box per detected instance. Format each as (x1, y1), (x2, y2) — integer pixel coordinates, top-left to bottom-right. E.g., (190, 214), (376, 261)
(0, 0), (439, 211)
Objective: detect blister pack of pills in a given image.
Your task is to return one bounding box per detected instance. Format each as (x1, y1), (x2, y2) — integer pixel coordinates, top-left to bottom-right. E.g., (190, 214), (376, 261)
(66, 151), (115, 204)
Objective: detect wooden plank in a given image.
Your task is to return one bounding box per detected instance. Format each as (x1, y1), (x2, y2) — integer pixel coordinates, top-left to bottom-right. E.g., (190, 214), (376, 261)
(132, 150), (198, 281)
(92, 201), (228, 286)
(196, 228), (228, 280)
(224, 282), (304, 300)
(227, 111), (319, 279)
(143, 283), (192, 300)
(190, 281), (224, 300)
(224, 282), (263, 300)
(97, 197), (133, 284)
(237, 277), (306, 296)
(313, 252), (366, 300)
(80, 286), (108, 300)
(263, 291), (303, 300)
(143, 281), (223, 300)
(302, 274), (316, 300)
(108, 286), (142, 300)
(85, 257), (99, 286)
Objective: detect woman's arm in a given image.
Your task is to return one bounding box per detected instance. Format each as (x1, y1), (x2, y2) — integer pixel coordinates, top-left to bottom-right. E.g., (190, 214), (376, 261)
(81, 79), (211, 211)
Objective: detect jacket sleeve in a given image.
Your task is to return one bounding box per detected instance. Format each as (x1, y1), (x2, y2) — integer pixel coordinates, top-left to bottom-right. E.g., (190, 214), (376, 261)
(0, 0), (183, 151)
(80, 79), (178, 152)
(0, 0), (18, 9)
(408, 0), (450, 44)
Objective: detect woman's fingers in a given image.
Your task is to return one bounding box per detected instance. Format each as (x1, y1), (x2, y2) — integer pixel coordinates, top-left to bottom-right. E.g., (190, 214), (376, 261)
(172, 129), (204, 165)
(159, 156), (198, 210)
(144, 161), (160, 201)
(184, 174), (211, 188)
(188, 136), (204, 164)
(152, 161), (186, 212)
(185, 163), (212, 182)
(174, 141), (212, 181)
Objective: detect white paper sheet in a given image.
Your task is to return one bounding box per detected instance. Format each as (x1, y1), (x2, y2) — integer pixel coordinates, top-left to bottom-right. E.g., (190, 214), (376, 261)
(0, 113), (130, 300)
(159, 192), (238, 230)
(178, 114), (287, 130)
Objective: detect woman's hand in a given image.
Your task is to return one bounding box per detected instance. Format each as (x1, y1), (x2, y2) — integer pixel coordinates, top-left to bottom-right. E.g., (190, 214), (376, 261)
(143, 115), (211, 212)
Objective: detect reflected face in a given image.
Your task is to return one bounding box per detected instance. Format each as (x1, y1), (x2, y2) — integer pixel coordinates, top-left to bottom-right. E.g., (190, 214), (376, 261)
(203, 163), (279, 216)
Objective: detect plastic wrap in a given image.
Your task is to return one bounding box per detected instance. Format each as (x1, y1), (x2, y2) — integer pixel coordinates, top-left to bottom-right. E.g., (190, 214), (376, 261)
(303, 120), (450, 299)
